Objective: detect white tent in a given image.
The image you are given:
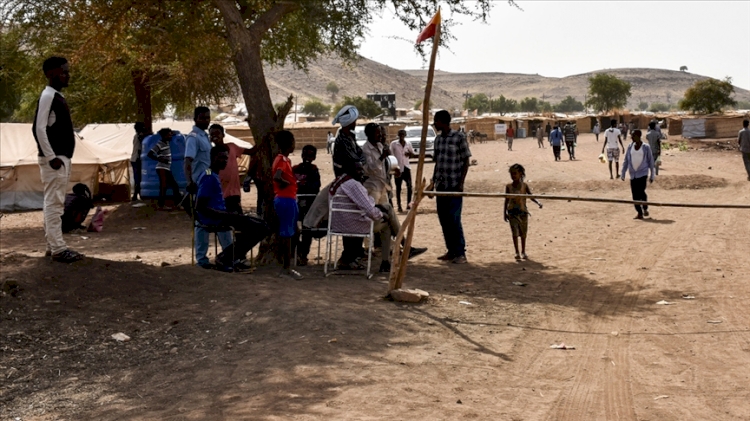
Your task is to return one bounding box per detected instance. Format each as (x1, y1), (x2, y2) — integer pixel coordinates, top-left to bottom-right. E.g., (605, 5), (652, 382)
(0, 123), (130, 212)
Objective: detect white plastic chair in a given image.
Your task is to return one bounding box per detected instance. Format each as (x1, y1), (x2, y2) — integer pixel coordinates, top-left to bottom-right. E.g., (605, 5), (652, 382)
(324, 193), (375, 279)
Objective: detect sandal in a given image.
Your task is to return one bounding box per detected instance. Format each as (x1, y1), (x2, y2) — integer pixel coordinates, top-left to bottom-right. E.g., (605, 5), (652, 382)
(51, 249), (85, 263)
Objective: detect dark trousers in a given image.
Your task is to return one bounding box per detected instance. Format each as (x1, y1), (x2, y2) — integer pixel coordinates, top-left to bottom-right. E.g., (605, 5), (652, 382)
(131, 159), (141, 198)
(630, 176), (649, 215)
(225, 195), (243, 214)
(156, 168), (181, 207)
(255, 181), (265, 217)
(436, 195), (466, 257)
(565, 141), (575, 159)
(743, 152), (750, 178)
(217, 214), (270, 266)
(341, 237), (364, 263)
(552, 145), (561, 160)
(394, 167), (413, 209)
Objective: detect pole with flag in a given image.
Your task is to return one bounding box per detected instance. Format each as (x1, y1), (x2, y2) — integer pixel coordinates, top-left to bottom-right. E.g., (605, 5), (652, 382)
(388, 8), (441, 294)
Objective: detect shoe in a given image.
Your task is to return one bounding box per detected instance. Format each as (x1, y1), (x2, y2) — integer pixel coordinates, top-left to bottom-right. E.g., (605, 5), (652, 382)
(514, 253), (521, 260)
(406, 205), (411, 210)
(296, 256), (308, 266)
(521, 253), (528, 260)
(634, 214), (644, 220)
(199, 263), (215, 270)
(407, 247), (428, 260)
(379, 260), (391, 273)
(233, 260), (253, 272)
(279, 269), (304, 280)
(451, 255), (467, 264)
(336, 259), (365, 270)
(51, 249), (85, 263)
(398, 206), (403, 213)
(45, 250), (52, 257)
(213, 262), (234, 272)
(437, 252), (454, 261)
(643, 210), (650, 217)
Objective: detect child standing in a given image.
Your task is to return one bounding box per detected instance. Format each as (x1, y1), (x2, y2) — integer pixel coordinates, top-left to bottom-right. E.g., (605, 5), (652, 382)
(293, 145), (322, 266)
(148, 128), (182, 210)
(272, 130), (303, 280)
(503, 164), (542, 260)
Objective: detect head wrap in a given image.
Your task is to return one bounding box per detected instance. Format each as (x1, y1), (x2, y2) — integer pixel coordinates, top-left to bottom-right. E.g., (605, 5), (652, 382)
(332, 105), (359, 127)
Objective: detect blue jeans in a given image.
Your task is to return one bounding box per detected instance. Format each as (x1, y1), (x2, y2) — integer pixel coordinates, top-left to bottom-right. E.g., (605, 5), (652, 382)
(436, 195), (466, 257)
(195, 227), (233, 266)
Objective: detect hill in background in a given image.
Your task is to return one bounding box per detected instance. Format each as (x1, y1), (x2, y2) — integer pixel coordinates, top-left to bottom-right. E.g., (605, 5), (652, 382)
(263, 55), (750, 112)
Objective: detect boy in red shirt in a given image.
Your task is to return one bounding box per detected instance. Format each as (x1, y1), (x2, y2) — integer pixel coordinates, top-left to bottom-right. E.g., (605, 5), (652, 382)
(506, 125), (515, 151)
(272, 130), (303, 280)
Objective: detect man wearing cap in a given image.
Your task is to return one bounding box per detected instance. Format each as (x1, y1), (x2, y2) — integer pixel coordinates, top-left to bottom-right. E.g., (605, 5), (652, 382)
(331, 105), (365, 177)
(391, 129), (416, 212)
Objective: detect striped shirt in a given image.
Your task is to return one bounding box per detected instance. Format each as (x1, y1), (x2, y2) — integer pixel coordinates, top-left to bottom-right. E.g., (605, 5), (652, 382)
(329, 177), (382, 235)
(150, 140), (172, 170)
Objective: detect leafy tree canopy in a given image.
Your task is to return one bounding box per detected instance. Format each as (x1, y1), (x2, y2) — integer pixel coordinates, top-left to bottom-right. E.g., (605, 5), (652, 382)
(490, 95), (517, 115)
(301, 100), (331, 118)
(678, 77), (736, 114)
(649, 102), (669, 112)
(638, 101), (649, 111)
(466, 93), (490, 114)
(586, 73), (631, 113)
(553, 96), (584, 113)
(519, 97), (539, 113)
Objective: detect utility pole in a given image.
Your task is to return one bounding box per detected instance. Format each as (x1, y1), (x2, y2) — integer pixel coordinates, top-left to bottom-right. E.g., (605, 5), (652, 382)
(463, 91), (472, 111)
(293, 95), (297, 123)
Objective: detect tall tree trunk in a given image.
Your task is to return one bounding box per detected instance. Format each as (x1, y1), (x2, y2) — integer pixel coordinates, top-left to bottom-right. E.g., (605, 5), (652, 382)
(214, 0), (298, 264)
(131, 69), (152, 133)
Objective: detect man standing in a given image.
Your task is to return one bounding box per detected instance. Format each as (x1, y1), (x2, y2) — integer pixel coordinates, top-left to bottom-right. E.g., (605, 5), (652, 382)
(506, 124), (515, 151)
(621, 129), (656, 220)
(32, 56), (84, 263)
(536, 124), (545, 148)
(185, 106), (232, 269)
(646, 121), (664, 175)
(549, 124), (563, 161)
(739, 119), (750, 181)
(601, 119), (625, 179)
(331, 105), (364, 177)
(563, 121), (577, 160)
(429, 110), (471, 264)
(131, 122), (149, 201)
(209, 123), (254, 214)
(545, 122), (552, 139)
(391, 129), (416, 212)
(593, 121), (601, 142)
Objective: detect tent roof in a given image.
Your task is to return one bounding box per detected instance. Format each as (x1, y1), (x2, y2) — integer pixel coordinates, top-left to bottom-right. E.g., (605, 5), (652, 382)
(80, 121), (254, 152)
(1, 123), (130, 168)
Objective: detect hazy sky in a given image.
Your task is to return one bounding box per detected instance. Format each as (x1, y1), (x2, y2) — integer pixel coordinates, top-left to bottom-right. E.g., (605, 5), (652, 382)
(358, 1), (750, 90)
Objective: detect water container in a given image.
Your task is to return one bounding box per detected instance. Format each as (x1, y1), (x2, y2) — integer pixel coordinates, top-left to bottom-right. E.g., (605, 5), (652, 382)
(140, 131), (188, 199)
(517, 128), (527, 138)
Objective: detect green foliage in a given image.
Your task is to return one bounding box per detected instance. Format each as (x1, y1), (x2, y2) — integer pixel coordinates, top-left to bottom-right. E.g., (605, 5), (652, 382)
(638, 101), (649, 111)
(678, 77), (737, 114)
(466, 93), (490, 114)
(490, 95), (517, 115)
(335, 96), (382, 119)
(586, 73), (632, 112)
(0, 30), (33, 121)
(325, 81), (339, 102)
(553, 96), (584, 113)
(301, 100), (330, 117)
(678, 141), (688, 152)
(736, 100), (750, 110)
(680, 66), (688, 72)
(649, 102), (670, 112)
(519, 97), (539, 113)
(414, 99), (422, 110)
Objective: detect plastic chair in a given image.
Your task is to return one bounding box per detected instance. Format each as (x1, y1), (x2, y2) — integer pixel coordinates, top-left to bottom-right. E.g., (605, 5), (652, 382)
(324, 194), (374, 279)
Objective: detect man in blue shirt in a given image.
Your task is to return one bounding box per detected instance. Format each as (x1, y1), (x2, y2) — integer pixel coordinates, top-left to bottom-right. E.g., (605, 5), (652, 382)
(196, 145), (270, 271)
(549, 124), (563, 161)
(185, 106), (233, 267)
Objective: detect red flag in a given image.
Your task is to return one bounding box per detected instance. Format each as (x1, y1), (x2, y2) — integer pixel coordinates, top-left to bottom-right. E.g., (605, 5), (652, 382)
(416, 9), (441, 44)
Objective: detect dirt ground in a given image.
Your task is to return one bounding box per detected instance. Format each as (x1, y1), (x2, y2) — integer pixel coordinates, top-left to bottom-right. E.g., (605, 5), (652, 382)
(2, 133), (749, 421)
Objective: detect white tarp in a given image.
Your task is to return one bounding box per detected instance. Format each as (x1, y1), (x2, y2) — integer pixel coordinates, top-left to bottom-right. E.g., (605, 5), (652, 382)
(682, 119), (706, 138)
(0, 123), (130, 212)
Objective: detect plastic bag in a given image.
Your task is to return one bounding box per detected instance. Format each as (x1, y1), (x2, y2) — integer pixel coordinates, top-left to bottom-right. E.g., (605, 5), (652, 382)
(87, 206), (106, 232)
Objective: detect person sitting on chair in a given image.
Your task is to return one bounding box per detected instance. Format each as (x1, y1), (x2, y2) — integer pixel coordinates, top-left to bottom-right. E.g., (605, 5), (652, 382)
(195, 144), (270, 272)
(61, 183), (93, 233)
(330, 162), (425, 273)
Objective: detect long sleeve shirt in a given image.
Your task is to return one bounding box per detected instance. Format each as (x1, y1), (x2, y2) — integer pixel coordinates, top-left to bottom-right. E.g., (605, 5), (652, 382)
(32, 86), (75, 159)
(329, 177), (382, 235)
(332, 130), (364, 177)
(621, 143), (656, 180)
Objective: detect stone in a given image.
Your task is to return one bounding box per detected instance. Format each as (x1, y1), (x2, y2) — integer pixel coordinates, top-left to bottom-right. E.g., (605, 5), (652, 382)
(160, 261), (171, 267)
(390, 288), (429, 303)
(111, 332), (131, 342)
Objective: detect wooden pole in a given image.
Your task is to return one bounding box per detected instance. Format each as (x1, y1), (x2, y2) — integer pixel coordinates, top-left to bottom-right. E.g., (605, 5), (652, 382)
(424, 191), (750, 209)
(388, 13), (441, 293)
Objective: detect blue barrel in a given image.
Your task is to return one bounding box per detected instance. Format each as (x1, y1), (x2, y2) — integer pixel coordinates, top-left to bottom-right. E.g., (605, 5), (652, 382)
(140, 131), (188, 199)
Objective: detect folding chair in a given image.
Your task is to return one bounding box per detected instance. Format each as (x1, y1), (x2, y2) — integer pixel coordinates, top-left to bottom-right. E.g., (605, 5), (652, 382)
(324, 193), (375, 279)
(294, 194), (325, 266)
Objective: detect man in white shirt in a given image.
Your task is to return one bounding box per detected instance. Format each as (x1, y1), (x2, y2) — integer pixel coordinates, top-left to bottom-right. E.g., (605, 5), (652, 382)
(601, 119), (625, 179)
(390, 129), (416, 212)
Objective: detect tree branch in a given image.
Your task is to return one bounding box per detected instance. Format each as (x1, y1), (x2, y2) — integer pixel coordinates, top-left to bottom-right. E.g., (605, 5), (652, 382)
(247, 1), (300, 37)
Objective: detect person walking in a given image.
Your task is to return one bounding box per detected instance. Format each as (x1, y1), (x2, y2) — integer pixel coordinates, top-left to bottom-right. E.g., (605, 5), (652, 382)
(428, 110), (472, 264)
(549, 124), (563, 161)
(390, 129), (416, 212)
(621, 129), (656, 219)
(601, 119), (625, 179)
(32, 56), (84, 263)
(563, 121), (577, 160)
(545, 122), (552, 139)
(738, 119), (750, 181)
(593, 121), (600, 142)
(646, 121), (664, 175)
(131, 122), (150, 201)
(506, 124), (515, 151)
(536, 124), (545, 148)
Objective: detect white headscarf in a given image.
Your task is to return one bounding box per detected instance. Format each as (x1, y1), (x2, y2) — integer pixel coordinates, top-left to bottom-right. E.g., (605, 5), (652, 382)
(332, 105), (359, 127)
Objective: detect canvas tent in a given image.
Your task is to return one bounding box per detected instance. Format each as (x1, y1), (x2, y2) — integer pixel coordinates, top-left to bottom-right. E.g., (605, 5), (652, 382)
(0, 123), (131, 212)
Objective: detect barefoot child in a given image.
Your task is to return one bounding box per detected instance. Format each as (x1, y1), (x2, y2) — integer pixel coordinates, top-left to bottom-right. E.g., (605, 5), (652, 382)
(503, 164), (542, 260)
(273, 130), (304, 280)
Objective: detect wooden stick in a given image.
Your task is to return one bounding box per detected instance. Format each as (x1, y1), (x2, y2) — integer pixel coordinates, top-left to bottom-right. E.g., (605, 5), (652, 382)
(424, 191), (750, 209)
(388, 13), (442, 293)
